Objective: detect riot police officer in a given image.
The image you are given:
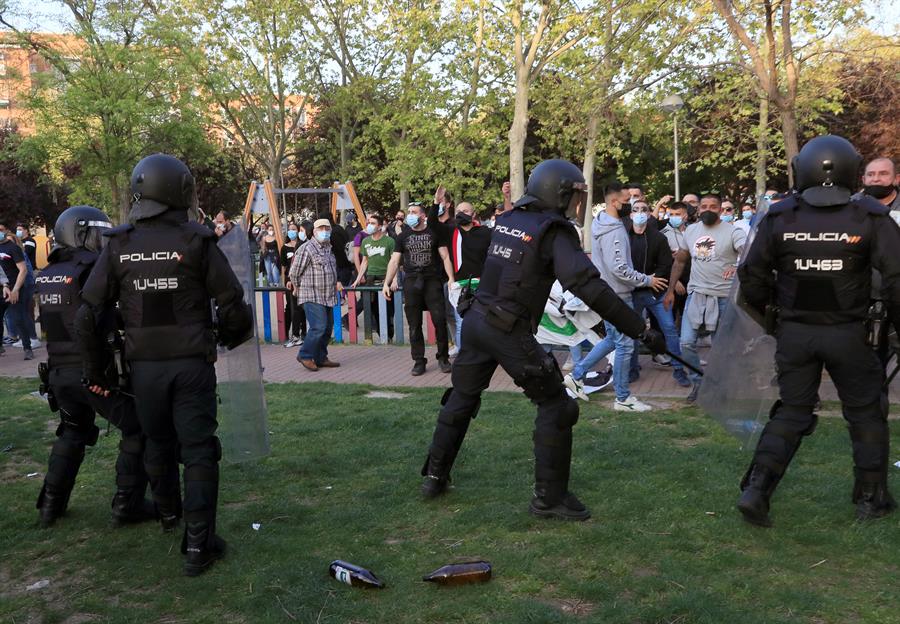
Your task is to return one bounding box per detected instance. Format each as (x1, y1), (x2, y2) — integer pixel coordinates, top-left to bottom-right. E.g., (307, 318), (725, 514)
(737, 135), (900, 526)
(75, 154), (253, 575)
(35, 205), (154, 528)
(419, 159), (666, 520)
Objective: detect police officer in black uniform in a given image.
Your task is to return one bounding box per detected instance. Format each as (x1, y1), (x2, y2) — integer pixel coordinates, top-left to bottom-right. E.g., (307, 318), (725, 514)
(420, 159), (666, 520)
(75, 154), (253, 576)
(35, 205), (154, 528)
(737, 135), (900, 526)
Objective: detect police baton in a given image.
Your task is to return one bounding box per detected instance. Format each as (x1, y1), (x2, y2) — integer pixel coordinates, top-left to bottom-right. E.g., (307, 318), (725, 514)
(664, 350), (704, 377)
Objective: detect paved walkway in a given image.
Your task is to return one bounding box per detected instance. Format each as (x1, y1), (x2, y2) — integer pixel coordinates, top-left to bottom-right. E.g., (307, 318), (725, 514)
(0, 340), (877, 401)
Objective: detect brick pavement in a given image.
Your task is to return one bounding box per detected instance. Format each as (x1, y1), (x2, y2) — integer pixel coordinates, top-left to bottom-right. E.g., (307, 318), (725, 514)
(0, 340), (868, 402)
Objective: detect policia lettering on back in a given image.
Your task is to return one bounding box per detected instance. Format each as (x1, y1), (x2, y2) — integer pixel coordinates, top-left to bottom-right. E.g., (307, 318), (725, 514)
(420, 159), (666, 522)
(737, 135), (900, 527)
(75, 153), (253, 577)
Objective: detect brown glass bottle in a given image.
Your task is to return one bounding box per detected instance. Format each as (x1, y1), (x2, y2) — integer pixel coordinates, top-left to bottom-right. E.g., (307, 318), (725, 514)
(422, 561), (492, 585)
(329, 560), (385, 589)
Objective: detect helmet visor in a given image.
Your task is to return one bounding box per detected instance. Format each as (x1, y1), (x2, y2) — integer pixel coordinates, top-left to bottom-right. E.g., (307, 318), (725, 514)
(566, 182), (589, 224)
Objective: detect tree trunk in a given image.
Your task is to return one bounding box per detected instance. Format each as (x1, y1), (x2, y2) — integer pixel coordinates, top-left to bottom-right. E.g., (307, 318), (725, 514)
(111, 175), (127, 225)
(399, 189), (409, 213)
(580, 114), (598, 253)
(779, 103), (800, 189)
(508, 62), (529, 200)
(755, 92), (769, 199)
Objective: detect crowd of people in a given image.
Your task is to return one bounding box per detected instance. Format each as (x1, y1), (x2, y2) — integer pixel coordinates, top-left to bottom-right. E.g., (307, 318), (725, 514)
(198, 154), (900, 415)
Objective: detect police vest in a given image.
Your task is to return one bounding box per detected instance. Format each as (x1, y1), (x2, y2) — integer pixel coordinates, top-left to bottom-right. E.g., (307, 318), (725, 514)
(768, 195), (886, 323)
(105, 222), (216, 361)
(476, 208), (570, 330)
(35, 249), (97, 367)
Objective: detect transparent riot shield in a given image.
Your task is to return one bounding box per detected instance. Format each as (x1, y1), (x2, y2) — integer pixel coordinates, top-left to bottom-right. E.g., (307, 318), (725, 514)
(696, 195), (777, 449)
(215, 221), (270, 463)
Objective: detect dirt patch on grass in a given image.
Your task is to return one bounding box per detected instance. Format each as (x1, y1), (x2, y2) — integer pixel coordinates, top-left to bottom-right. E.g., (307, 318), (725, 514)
(543, 597), (597, 618)
(671, 436), (705, 448)
(632, 565), (659, 578)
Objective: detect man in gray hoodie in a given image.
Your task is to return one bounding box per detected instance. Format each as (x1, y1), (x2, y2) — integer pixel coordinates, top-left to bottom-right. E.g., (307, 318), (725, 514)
(564, 182), (667, 412)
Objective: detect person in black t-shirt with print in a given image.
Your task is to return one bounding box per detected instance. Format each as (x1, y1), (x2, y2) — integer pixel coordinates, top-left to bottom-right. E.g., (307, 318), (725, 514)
(383, 203), (455, 376)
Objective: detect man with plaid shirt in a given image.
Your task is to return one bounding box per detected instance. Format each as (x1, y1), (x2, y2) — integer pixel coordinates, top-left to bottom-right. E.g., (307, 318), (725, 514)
(289, 218), (343, 371)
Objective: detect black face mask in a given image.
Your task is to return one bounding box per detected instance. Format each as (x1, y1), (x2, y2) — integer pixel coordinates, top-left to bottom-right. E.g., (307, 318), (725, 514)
(657, 218), (669, 230)
(617, 203), (632, 218)
(864, 184), (897, 200)
(700, 210), (719, 226)
(455, 212), (473, 225)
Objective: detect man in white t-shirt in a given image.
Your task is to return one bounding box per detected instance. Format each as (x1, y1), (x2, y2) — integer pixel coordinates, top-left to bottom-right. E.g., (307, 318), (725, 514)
(665, 193), (747, 401)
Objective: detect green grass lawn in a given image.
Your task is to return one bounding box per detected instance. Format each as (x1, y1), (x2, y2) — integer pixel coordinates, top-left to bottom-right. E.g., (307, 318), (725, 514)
(2, 378), (900, 624)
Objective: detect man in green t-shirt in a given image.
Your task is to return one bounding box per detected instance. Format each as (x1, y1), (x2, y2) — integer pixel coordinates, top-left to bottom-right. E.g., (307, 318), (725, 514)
(353, 214), (397, 340)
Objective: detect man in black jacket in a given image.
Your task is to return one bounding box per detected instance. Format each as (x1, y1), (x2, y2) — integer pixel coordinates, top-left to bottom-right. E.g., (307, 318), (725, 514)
(628, 201), (691, 387)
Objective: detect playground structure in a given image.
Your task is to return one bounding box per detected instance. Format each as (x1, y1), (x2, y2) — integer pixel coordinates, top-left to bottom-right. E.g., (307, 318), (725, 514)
(241, 179), (365, 247)
(242, 179), (444, 348)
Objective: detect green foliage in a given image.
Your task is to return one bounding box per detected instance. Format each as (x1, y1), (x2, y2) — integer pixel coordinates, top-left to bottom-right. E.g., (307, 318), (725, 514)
(4, 379), (900, 623)
(4, 1), (215, 221)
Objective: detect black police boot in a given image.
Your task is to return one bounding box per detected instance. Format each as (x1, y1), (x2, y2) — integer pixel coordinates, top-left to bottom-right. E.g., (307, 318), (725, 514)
(411, 360), (427, 376)
(420, 452), (451, 498)
(438, 357), (452, 374)
(853, 476), (897, 521)
(737, 464), (779, 527)
(529, 482), (591, 521)
(152, 494), (183, 532)
(111, 491), (157, 527)
(36, 482), (72, 528)
(183, 522), (227, 577)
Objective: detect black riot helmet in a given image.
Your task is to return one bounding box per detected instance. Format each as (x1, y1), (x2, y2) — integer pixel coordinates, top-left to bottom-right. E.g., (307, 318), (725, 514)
(514, 159), (588, 219)
(52, 205), (112, 254)
(791, 135), (861, 207)
(130, 153), (195, 220)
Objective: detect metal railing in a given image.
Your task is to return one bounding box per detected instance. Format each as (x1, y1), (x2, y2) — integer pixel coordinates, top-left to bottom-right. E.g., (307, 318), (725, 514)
(253, 285), (442, 346)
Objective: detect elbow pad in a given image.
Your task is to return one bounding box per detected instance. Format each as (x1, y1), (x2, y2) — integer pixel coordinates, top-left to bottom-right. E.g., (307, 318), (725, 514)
(217, 300), (254, 350)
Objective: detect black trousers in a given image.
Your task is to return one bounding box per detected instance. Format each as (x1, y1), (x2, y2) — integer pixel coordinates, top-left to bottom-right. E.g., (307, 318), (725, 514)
(426, 308), (580, 502)
(367, 278), (395, 341)
(284, 290), (307, 339)
(751, 321), (888, 489)
(39, 366), (146, 507)
(130, 358), (219, 526)
(403, 273), (448, 362)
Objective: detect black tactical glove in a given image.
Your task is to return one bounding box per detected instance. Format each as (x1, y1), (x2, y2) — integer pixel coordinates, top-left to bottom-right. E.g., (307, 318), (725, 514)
(640, 329), (667, 356)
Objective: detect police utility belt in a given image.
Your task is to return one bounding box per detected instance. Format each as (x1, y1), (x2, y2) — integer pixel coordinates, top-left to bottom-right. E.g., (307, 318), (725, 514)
(469, 300), (527, 333)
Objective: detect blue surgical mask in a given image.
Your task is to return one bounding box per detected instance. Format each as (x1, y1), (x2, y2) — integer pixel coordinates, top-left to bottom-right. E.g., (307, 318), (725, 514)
(405, 214), (420, 227)
(632, 213), (649, 226)
(299, 230), (307, 241)
(287, 229), (298, 240)
(316, 230), (331, 242)
(16, 229), (25, 238)
(721, 214), (734, 223)
(437, 206), (445, 216)
(668, 216), (683, 228)
(742, 210), (753, 220)
(365, 224), (376, 235)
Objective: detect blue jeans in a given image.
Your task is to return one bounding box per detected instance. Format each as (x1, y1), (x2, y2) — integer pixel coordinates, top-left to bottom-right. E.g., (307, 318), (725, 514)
(298, 302), (333, 364)
(568, 339), (593, 363)
(264, 256), (280, 286)
(679, 293), (728, 383)
(0, 287), (33, 350)
(572, 296), (634, 401)
(454, 305), (463, 349)
(630, 289), (682, 374)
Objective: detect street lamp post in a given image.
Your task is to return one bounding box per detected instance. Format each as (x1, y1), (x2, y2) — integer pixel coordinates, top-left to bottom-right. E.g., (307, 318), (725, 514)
(660, 94), (685, 200)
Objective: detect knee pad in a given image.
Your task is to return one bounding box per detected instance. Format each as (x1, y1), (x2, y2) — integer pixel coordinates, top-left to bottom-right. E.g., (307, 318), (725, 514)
(555, 395), (580, 430)
(119, 434), (145, 456)
(56, 421), (100, 447)
(181, 436), (222, 466)
(844, 401), (887, 425)
(438, 392), (481, 425)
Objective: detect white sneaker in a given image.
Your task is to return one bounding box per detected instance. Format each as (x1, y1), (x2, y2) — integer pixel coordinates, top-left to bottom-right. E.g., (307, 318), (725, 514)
(448, 345), (459, 357)
(30, 338), (41, 349)
(562, 356), (574, 372)
(651, 353), (671, 366)
(613, 395), (652, 412)
(283, 337), (298, 347)
(563, 374), (589, 401)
